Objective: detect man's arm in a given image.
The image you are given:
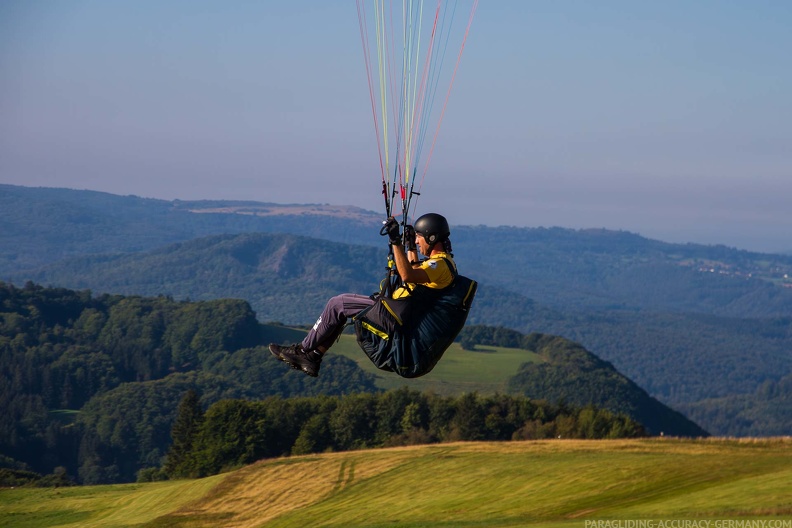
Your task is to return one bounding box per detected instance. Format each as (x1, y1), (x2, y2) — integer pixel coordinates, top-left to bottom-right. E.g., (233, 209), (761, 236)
(384, 217), (429, 284)
(392, 244), (429, 283)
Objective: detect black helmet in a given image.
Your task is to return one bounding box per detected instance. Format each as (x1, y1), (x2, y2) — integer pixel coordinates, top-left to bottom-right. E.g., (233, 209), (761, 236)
(414, 213), (450, 245)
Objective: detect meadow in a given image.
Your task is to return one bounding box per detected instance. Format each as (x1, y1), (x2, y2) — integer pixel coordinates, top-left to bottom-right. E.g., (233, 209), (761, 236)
(332, 334), (544, 395)
(2, 438), (790, 528)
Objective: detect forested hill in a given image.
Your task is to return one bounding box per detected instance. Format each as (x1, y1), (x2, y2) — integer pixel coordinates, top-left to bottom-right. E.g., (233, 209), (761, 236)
(458, 326), (706, 437)
(0, 282), (379, 484)
(0, 282), (695, 485)
(10, 232), (387, 325)
(3, 184), (791, 437)
(8, 230), (791, 437)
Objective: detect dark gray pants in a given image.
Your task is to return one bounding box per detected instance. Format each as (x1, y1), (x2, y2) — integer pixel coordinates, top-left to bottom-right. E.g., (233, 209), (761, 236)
(301, 293), (375, 352)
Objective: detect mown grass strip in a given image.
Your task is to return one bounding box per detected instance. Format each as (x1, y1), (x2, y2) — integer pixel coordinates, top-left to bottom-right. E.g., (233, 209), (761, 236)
(2, 439), (790, 528)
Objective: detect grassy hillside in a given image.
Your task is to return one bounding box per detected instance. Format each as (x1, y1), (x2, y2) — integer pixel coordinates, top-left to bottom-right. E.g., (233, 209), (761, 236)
(2, 438), (790, 527)
(0, 474), (226, 528)
(330, 333), (545, 395)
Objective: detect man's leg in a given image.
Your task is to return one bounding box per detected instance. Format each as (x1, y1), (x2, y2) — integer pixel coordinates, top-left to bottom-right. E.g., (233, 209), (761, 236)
(270, 293), (375, 377)
(302, 293), (375, 352)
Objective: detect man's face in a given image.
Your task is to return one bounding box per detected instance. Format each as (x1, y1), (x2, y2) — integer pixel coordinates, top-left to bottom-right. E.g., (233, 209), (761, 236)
(416, 232), (429, 255)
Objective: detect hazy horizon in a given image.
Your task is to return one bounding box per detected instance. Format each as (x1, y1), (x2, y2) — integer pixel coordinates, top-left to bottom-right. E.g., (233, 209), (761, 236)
(2, 2), (790, 253)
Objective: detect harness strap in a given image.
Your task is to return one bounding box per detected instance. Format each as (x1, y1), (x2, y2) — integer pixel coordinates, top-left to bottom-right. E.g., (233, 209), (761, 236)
(351, 255), (457, 330)
(439, 256), (458, 281)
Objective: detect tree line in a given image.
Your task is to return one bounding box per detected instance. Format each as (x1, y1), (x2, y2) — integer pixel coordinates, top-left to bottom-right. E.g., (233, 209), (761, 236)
(154, 388), (644, 482)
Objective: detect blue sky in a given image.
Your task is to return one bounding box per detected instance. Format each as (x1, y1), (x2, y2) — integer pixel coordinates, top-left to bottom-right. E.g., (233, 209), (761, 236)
(1, 1), (790, 252)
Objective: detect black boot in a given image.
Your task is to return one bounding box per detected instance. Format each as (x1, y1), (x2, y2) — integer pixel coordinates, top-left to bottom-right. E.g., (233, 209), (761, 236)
(269, 343), (322, 377)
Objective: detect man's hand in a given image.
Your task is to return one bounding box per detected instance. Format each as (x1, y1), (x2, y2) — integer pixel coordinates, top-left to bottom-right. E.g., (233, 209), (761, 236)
(383, 217), (401, 245)
(404, 225), (417, 252)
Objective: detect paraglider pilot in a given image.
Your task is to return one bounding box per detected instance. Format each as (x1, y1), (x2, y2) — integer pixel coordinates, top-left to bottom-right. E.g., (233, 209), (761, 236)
(269, 213), (457, 377)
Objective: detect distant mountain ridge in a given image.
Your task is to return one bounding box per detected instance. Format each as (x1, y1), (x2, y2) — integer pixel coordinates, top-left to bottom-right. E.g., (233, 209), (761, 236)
(4, 184), (792, 317)
(11, 232), (386, 323)
(0, 184), (384, 275)
(176, 200), (383, 222)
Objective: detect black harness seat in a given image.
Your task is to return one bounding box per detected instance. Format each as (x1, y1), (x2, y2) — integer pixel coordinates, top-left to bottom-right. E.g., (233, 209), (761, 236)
(353, 258), (477, 378)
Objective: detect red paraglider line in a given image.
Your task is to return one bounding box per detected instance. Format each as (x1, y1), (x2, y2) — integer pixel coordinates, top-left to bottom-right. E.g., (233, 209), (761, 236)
(356, 0), (389, 215)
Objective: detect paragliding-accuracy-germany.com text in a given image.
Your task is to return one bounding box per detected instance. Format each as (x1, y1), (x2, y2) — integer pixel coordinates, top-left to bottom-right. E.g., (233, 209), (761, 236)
(584, 521), (791, 528)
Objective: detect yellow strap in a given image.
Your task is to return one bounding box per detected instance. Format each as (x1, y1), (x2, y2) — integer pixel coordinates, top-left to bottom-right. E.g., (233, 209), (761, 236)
(362, 321), (389, 340)
(381, 299), (403, 325)
(463, 280), (477, 307)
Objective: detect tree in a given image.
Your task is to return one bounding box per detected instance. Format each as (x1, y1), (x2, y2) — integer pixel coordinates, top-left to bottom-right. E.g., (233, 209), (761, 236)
(164, 389), (203, 478)
(292, 414), (331, 456)
(188, 399), (267, 477)
(448, 392), (486, 441)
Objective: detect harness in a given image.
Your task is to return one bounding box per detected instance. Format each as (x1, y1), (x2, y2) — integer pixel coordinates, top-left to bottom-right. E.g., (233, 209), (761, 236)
(352, 256), (477, 378)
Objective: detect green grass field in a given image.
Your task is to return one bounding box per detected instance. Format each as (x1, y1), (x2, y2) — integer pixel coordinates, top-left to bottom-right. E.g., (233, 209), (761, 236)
(332, 334), (543, 395)
(2, 438), (790, 528)
(0, 474), (225, 528)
